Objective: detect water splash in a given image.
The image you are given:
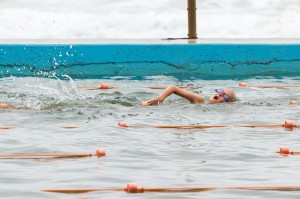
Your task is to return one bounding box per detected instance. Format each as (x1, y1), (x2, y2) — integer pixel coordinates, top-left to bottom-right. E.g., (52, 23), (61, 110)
(52, 74), (84, 100)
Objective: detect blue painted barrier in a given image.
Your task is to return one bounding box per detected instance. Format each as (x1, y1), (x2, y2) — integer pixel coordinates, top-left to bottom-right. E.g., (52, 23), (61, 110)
(0, 39), (300, 79)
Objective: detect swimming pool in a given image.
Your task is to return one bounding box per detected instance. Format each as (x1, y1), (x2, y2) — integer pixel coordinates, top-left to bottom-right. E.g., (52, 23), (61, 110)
(1, 75), (300, 198)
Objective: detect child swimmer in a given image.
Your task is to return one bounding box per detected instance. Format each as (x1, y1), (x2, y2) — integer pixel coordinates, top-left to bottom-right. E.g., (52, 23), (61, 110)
(144, 86), (236, 105)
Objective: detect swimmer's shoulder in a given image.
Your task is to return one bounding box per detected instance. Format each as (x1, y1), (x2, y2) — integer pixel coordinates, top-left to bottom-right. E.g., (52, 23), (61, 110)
(191, 96), (205, 104)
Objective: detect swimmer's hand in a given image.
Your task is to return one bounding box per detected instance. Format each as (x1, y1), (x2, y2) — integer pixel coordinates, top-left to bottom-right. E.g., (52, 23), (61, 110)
(145, 98), (164, 106)
(141, 98), (163, 106)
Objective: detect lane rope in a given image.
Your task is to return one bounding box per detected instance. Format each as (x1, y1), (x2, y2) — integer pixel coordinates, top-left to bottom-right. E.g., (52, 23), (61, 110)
(1, 126), (80, 130)
(118, 120), (299, 130)
(78, 84), (200, 90)
(0, 126), (15, 130)
(0, 104), (64, 110)
(42, 183), (300, 193)
(0, 149), (105, 159)
(118, 122), (226, 129)
(239, 82), (300, 88)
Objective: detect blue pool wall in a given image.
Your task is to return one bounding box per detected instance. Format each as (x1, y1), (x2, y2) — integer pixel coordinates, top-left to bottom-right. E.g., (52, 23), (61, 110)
(0, 39), (300, 79)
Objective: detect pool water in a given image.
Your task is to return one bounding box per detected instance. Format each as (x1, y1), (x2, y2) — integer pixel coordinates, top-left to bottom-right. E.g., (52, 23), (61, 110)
(1, 75), (300, 199)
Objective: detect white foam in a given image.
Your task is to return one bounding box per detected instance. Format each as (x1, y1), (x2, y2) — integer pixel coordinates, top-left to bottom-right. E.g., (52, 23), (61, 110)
(0, 0), (299, 38)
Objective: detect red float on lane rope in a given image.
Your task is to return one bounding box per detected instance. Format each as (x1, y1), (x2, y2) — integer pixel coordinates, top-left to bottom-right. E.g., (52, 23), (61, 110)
(126, 183), (140, 193)
(0, 126), (15, 130)
(0, 103), (9, 109)
(278, 147), (300, 155)
(118, 122), (128, 127)
(96, 149), (106, 157)
(239, 82), (247, 87)
(282, 120), (295, 129)
(99, 84), (109, 89)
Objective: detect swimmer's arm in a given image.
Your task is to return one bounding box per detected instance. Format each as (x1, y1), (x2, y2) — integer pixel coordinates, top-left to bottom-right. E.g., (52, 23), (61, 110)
(147, 86), (204, 105)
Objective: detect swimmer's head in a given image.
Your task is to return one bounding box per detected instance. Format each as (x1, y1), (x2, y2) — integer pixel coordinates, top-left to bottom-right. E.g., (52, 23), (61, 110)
(209, 88), (236, 104)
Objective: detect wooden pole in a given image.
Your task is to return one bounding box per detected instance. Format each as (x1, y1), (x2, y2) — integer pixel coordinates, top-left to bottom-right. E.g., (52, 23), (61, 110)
(187, 0), (197, 39)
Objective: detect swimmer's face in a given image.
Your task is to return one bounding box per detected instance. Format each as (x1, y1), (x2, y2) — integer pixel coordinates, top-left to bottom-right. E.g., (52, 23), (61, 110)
(209, 93), (227, 103)
(209, 88), (235, 104)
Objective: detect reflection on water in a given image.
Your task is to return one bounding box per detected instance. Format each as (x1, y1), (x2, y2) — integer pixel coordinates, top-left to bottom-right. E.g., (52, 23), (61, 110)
(1, 76), (300, 199)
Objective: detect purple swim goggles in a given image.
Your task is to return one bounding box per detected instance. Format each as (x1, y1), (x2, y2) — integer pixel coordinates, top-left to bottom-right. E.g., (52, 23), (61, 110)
(215, 88), (231, 102)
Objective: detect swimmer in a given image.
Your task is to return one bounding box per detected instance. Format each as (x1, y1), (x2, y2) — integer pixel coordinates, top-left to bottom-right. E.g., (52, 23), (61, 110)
(144, 86), (236, 105)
